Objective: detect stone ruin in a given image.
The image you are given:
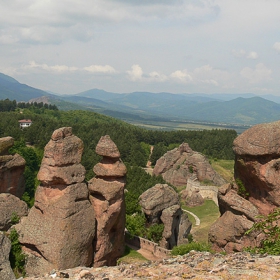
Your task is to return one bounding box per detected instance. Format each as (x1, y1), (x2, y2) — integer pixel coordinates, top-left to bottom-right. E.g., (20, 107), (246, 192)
(13, 128), (126, 276)
(209, 120), (280, 253)
(139, 183), (192, 249)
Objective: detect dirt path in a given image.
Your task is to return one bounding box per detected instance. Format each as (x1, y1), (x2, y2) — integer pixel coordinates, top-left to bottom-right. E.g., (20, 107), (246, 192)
(182, 209), (201, 226)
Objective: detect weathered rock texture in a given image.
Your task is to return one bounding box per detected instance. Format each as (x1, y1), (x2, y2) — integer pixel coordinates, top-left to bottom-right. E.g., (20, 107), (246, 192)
(17, 127), (95, 276)
(233, 120), (280, 215)
(139, 184), (192, 249)
(0, 193), (28, 231)
(153, 143), (226, 187)
(209, 183), (263, 253)
(209, 121), (280, 253)
(0, 136), (26, 197)
(88, 135), (126, 267)
(0, 232), (16, 280)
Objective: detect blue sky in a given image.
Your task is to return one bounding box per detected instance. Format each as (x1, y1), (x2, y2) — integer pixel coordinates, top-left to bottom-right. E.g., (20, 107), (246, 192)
(1, 0), (280, 95)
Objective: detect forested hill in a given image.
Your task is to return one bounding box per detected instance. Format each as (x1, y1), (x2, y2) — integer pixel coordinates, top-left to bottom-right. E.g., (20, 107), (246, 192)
(0, 101), (237, 169)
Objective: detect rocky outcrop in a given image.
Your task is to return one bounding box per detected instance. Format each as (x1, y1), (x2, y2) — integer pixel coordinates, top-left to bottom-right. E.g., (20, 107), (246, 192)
(209, 183), (263, 253)
(0, 232), (16, 280)
(209, 121), (280, 253)
(88, 135), (126, 267)
(153, 143), (226, 187)
(233, 120), (280, 215)
(0, 136), (26, 197)
(0, 193), (28, 231)
(139, 184), (192, 249)
(16, 127), (95, 276)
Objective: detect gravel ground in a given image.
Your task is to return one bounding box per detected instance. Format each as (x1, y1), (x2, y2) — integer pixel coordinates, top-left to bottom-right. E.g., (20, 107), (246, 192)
(21, 251), (280, 280)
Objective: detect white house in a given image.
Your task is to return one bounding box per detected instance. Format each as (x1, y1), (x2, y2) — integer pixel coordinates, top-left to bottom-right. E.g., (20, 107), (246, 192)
(18, 119), (32, 129)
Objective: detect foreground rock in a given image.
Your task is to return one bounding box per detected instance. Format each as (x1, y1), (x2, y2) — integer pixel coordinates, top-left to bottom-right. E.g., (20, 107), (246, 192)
(209, 120), (280, 253)
(88, 135), (126, 267)
(23, 252), (280, 280)
(0, 136), (26, 197)
(16, 127), (95, 276)
(153, 143), (226, 187)
(139, 184), (192, 249)
(0, 232), (16, 280)
(0, 193), (28, 231)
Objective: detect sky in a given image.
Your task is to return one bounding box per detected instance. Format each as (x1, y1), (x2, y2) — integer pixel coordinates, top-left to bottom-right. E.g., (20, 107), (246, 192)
(1, 0), (280, 95)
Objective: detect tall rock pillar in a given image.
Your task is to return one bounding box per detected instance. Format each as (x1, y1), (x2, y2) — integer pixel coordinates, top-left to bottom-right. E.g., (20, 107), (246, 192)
(88, 135), (126, 267)
(16, 127), (95, 276)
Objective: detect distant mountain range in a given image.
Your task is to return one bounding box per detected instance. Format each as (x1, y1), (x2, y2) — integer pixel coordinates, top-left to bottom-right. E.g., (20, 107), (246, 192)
(1, 72), (280, 126)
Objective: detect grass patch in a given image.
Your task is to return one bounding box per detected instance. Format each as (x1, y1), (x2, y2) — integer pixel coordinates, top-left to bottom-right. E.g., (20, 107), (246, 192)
(182, 200), (220, 243)
(117, 246), (148, 265)
(211, 159), (234, 182)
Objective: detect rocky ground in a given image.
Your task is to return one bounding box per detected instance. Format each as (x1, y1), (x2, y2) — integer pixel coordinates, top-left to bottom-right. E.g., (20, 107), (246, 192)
(21, 251), (280, 280)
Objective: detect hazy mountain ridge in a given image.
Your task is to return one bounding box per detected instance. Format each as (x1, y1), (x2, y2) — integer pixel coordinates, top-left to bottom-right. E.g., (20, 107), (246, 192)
(1, 72), (280, 126)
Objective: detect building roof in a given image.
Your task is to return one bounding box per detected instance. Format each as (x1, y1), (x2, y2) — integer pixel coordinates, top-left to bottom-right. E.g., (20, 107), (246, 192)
(18, 119), (32, 123)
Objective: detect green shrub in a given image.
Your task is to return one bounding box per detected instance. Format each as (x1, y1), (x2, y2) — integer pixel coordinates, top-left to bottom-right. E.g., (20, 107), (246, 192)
(171, 241), (212, 256)
(236, 178), (249, 198)
(10, 212), (20, 224)
(9, 229), (26, 277)
(147, 223), (164, 243)
(245, 208), (280, 255)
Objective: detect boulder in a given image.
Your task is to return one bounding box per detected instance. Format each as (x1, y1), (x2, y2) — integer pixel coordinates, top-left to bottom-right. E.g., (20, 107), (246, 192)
(209, 120), (280, 253)
(0, 232), (16, 280)
(233, 120), (280, 215)
(185, 190), (204, 207)
(160, 205), (192, 249)
(139, 184), (180, 223)
(140, 184), (192, 249)
(0, 148), (26, 197)
(153, 143), (226, 187)
(0, 193), (28, 231)
(16, 127), (95, 276)
(95, 135), (120, 158)
(209, 211), (262, 253)
(0, 136), (14, 155)
(88, 135), (126, 267)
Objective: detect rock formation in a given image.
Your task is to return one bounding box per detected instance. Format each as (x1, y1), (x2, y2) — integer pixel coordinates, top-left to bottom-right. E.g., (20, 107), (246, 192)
(16, 127), (95, 276)
(0, 232), (16, 280)
(88, 135), (126, 267)
(209, 120), (280, 252)
(0, 136), (26, 197)
(0, 193), (28, 231)
(233, 120), (280, 215)
(139, 184), (192, 249)
(153, 143), (226, 187)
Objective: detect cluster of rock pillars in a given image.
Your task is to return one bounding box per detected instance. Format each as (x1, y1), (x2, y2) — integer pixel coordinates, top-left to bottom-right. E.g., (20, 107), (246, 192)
(1, 120), (280, 278)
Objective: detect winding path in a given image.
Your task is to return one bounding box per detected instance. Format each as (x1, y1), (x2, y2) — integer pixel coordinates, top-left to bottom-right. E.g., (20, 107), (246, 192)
(182, 209), (201, 226)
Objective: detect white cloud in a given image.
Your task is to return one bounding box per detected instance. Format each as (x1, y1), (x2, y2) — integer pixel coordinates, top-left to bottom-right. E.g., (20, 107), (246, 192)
(84, 65), (116, 74)
(23, 61), (78, 72)
(240, 63), (272, 84)
(170, 70), (193, 83)
(273, 42), (280, 53)
(23, 61), (116, 74)
(232, 49), (246, 58)
(127, 64), (143, 81)
(148, 71), (167, 82)
(232, 50), (258, 60)
(247, 51), (258, 60)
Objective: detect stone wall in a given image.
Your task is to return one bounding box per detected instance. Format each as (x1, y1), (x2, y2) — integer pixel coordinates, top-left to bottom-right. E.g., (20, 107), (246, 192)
(125, 231), (171, 259)
(186, 178), (218, 205)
